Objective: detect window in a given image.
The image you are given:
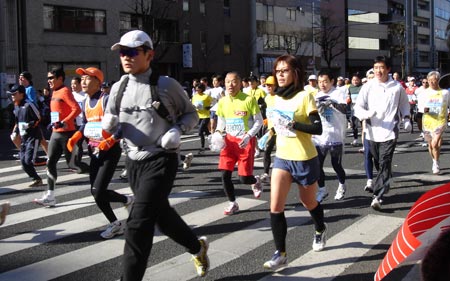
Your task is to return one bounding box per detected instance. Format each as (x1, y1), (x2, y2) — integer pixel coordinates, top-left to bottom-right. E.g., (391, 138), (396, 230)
(267, 5), (274, 21)
(47, 62), (101, 78)
(120, 13), (142, 32)
(200, 0), (206, 15)
(183, 0), (189, 12)
(43, 5), (106, 34)
(348, 37), (379, 50)
(224, 34), (231, 55)
(183, 29), (190, 43)
(224, 0), (231, 17)
(286, 8), (296, 21)
(200, 31), (207, 54)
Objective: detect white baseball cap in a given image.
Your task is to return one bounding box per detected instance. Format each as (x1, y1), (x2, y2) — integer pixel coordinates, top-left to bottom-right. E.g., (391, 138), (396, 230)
(308, 74), (317, 81)
(111, 30), (153, 50)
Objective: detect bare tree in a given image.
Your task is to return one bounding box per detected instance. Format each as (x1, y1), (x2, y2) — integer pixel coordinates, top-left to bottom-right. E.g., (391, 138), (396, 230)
(124, 0), (177, 61)
(314, 13), (345, 69)
(388, 22), (406, 77)
(278, 30), (313, 56)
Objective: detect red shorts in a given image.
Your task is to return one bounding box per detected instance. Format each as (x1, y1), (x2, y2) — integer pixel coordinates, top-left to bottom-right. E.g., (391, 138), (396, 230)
(218, 134), (256, 176)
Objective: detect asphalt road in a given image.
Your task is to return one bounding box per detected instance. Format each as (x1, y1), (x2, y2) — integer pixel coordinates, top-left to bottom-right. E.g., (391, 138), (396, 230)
(0, 123), (448, 281)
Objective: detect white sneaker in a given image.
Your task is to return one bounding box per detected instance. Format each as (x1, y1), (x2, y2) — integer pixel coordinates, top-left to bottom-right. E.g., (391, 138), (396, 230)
(334, 184), (346, 200)
(124, 194), (135, 213)
(370, 197), (383, 211)
(33, 193), (56, 207)
(223, 201), (239, 215)
(364, 179), (373, 193)
(432, 162), (440, 174)
(316, 187), (328, 203)
(254, 149), (260, 157)
(263, 250), (288, 270)
(100, 221), (124, 239)
(260, 173), (270, 184)
(351, 139), (359, 146)
(251, 175), (263, 198)
(312, 224), (327, 251)
(183, 153), (194, 170)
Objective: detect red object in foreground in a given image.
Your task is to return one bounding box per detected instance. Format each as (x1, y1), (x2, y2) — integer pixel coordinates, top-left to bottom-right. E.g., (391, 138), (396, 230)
(375, 182), (450, 281)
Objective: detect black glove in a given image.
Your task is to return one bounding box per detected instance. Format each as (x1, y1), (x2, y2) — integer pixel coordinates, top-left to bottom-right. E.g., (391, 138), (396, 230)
(48, 121), (65, 130)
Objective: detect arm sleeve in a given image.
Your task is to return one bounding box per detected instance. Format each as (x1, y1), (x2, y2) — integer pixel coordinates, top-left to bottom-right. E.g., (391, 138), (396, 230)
(61, 90), (82, 124)
(353, 84), (373, 120)
(216, 116), (226, 132)
(247, 112), (263, 137)
(291, 112), (322, 135)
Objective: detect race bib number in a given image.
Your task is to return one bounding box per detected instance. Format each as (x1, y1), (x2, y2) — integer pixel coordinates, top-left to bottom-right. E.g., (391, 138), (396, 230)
(272, 110), (295, 137)
(18, 122), (27, 136)
(194, 100), (204, 110)
(84, 122), (103, 140)
(50, 112), (60, 123)
(225, 118), (245, 137)
(425, 99), (442, 116)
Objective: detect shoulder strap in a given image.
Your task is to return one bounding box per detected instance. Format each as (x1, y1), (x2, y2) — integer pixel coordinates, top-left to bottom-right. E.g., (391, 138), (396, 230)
(115, 70), (173, 123)
(114, 76), (129, 116)
(148, 70), (173, 123)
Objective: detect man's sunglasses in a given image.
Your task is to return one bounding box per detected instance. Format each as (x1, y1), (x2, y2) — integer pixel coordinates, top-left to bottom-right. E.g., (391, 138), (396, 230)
(119, 48), (145, 57)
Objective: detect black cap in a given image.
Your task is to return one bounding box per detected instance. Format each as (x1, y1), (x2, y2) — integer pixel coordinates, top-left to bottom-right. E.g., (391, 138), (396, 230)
(7, 84), (25, 94)
(101, 82), (111, 88)
(249, 75), (258, 82)
(20, 71), (32, 81)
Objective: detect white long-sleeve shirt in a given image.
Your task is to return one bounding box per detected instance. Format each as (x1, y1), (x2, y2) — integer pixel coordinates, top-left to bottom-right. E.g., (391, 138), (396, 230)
(354, 78), (410, 142)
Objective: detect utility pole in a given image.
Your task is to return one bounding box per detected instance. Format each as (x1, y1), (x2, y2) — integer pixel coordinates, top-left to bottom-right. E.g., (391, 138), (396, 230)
(312, 1), (316, 74)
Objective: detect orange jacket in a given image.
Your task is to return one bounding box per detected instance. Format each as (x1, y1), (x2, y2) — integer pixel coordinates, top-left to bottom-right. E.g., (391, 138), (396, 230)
(50, 86), (81, 132)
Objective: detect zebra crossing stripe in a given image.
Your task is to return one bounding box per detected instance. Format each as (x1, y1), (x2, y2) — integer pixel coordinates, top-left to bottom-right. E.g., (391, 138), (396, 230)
(260, 214), (404, 280)
(0, 172), (89, 195)
(142, 207), (317, 281)
(0, 197), (265, 281)
(0, 189), (205, 255)
(5, 187), (131, 226)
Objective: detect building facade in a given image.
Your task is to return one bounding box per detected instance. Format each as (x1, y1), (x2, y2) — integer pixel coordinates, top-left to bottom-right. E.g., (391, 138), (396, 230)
(1, 0), (449, 111)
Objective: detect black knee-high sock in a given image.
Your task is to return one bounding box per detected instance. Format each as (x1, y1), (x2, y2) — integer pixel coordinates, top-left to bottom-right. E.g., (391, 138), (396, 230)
(270, 212), (287, 253)
(309, 203), (325, 232)
(222, 170), (235, 202)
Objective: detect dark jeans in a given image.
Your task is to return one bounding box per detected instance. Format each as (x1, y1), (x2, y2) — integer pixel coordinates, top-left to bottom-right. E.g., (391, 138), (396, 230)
(263, 134), (276, 174)
(368, 139), (396, 200)
(47, 131), (74, 190)
(316, 144), (346, 187)
(122, 152), (200, 281)
(363, 135), (376, 180)
(89, 143), (126, 223)
(20, 136), (41, 180)
(198, 118), (210, 148)
(351, 115), (360, 140)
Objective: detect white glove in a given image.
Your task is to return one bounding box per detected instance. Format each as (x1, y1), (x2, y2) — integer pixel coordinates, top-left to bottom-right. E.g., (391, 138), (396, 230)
(101, 113), (119, 133)
(161, 127), (181, 149)
(20, 123), (29, 130)
(10, 132), (17, 142)
(209, 131), (225, 152)
(238, 134), (251, 149)
(404, 118), (411, 131)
